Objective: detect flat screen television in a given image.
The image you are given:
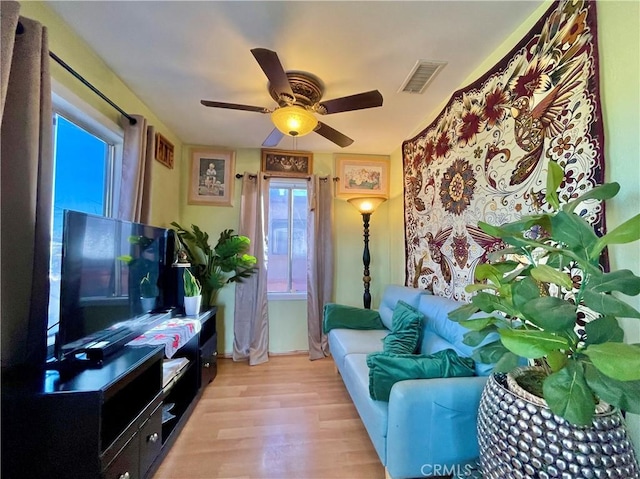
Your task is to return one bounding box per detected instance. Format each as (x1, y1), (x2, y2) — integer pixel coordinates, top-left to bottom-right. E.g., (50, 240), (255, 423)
(56, 210), (177, 362)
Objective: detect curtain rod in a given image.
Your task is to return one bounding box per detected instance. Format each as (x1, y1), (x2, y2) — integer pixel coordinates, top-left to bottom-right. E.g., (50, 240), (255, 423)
(235, 173), (335, 182)
(49, 51), (137, 125)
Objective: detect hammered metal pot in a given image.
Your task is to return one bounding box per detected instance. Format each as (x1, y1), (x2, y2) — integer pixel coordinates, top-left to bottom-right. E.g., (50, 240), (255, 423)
(477, 370), (640, 479)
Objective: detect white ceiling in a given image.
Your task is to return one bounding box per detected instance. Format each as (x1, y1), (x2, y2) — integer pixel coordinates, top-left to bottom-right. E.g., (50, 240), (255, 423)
(48, 1), (543, 155)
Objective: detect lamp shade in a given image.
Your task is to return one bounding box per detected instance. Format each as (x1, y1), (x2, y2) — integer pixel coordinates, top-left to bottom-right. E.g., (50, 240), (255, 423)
(271, 106), (318, 137)
(347, 197), (387, 214)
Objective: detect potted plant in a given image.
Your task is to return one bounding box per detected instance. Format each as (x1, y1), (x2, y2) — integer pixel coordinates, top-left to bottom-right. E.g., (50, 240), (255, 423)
(182, 268), (202, 316)
(449, 161), (640, 477)
(171, 222), (258, 306)
(139, 272), (159, 312)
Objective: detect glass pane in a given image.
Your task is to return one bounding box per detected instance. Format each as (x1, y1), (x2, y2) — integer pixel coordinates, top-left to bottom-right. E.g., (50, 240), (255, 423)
(48, 114), (109, 341)
(267, 187), (290, 293)
(267, 184), (308, 294)
(291, 189), (307, 292)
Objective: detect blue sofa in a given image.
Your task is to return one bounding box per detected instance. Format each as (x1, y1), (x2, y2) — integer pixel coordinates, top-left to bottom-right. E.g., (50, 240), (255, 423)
(327, 285), (493, 479)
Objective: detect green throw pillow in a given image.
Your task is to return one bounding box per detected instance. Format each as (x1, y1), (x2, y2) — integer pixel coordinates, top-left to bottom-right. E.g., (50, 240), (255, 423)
(382, 300), (424, 354)
(322, 303), (384, 333)
(366, 349), (476, 401)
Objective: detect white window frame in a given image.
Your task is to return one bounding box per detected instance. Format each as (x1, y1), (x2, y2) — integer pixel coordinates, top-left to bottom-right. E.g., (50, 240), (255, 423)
(267, 178), (308, 301)
(47, 79), (125, 355)
(51, 78), (124, 216)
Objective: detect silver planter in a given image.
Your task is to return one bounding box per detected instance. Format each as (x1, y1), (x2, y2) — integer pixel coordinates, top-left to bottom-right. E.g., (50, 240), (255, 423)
(478, 372), (640, 479)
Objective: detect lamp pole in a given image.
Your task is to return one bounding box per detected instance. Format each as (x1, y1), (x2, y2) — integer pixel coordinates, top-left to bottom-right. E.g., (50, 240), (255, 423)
(347, 196), (387, 310)
(361, 212), (372, 309)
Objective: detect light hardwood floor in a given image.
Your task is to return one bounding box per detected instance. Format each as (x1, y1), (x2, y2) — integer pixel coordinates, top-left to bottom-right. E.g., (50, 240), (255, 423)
(153, 355), (385, 479)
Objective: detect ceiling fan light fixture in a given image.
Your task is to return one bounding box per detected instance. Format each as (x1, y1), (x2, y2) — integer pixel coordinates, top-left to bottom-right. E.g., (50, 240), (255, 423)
(271, 106), (318, 137)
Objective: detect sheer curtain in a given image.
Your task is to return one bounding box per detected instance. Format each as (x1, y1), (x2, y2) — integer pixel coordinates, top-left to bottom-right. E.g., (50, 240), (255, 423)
(1, 2), (53, 370)
(233, 173), (270, 365)
(118, 115), (154, 223)
(307, 175), (334, 360)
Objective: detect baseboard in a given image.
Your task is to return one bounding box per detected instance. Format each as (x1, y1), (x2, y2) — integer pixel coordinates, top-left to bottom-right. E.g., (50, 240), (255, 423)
(220, 350), (309, 359)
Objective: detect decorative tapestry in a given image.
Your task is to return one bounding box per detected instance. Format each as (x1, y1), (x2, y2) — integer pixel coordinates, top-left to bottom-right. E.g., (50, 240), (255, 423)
(403, 0), (605, 300)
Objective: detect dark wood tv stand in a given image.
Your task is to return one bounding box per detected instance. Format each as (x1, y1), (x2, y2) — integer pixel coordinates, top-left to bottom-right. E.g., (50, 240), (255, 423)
(1, 308), (217, 479)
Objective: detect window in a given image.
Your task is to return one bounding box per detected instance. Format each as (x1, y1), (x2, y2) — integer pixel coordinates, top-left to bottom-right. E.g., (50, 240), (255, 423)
(47, 87), (123, 355)
(267, 179), (308, 297)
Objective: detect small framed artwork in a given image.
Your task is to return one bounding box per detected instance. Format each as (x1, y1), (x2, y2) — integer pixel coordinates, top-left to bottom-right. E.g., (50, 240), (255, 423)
(335, 154), (390, 198)
(154, 132), (174, 169)
(189, 149), (235, 206)
(261, 149), (313, 177)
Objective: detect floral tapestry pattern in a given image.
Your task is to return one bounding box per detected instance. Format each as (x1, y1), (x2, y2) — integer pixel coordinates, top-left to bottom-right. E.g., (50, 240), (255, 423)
(403, 0), (605, 300)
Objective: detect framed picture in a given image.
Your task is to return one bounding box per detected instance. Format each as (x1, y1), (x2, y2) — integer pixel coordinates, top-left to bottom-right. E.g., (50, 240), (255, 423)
(154, 132), (174, 169)
(261, 149), (313, 177)
(335, 154), (390, 198)
(189, 149), (235, 206)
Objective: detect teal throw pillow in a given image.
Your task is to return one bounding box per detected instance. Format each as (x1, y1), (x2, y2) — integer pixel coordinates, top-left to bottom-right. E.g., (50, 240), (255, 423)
(322, 303), (384, 334)
(382, 300), (424, 354)
(366, 349), (476, 401)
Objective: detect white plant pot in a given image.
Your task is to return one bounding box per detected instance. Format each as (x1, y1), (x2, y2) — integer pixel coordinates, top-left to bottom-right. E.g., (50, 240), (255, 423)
(183, 295), (202, 316)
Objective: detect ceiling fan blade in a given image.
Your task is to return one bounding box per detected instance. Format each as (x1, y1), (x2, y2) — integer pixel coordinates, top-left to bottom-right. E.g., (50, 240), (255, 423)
(201, 100), (270, 113)
(250, 48), (294, 98)
(318, 90), (383, 115)
(315, 122), (354, 148)
(262, 127), (284, 148)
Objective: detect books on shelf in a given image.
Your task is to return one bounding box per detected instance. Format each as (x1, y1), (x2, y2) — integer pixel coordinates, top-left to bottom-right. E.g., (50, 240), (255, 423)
(162, 357), (190, 389)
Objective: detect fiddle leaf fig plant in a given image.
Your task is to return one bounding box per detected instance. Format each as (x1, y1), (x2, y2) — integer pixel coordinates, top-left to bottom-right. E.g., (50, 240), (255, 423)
(449, 161), (640, 425)
(171, 222), (257, 305)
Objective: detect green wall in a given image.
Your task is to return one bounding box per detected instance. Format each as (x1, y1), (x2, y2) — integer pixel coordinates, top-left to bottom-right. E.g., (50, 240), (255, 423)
(179, 146), (390, 355)
(18, 1), (183, 229)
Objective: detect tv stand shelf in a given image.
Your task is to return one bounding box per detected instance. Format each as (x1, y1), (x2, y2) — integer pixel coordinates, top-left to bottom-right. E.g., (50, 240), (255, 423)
(1, 308), (218, 479)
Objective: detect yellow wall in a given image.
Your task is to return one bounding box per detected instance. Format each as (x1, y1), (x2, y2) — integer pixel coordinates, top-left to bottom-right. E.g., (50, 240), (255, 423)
(18, 1), (183, 229)
(180, 146), (388, 356)
(598, 0), (640, 453)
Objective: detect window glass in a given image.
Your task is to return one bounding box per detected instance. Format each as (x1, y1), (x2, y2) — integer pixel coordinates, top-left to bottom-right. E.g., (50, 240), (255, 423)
(267, 180), (308, 295)
(47, 112), (117, 352)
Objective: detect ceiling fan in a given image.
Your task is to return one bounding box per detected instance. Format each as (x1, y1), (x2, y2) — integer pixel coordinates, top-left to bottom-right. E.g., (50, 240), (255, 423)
(200, 48), (383, 148)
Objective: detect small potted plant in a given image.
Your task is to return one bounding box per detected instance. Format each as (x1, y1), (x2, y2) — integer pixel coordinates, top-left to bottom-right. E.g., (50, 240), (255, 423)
(171, 223), (257, 306)
(139, 272), (159, 312)
(182, 268), (202, 316)
(449, 161), (640, 477)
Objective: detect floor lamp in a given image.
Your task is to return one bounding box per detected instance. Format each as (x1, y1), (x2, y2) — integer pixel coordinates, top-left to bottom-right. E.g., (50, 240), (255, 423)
(347, 197), (387, 309)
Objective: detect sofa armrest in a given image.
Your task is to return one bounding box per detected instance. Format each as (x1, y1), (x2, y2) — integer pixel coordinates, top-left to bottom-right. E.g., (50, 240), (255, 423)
(385, 376), (487, 479)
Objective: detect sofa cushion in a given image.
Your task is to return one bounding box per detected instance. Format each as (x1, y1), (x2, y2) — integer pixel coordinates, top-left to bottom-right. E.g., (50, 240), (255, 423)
(323, 303), (384, 333)
(341, 353), (388, 463)
(327, 328), (388, 371)
(378, 285), (429, 330)
(366, 349), (476, 401)
(382, 300), (424, 354)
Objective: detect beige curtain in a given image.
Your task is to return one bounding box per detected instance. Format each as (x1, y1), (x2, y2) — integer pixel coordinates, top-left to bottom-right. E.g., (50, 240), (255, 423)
(1, 2), (53, 370)
(233, 173), (270, 365)
(118, 115), (153, 223)
(307, 175), (334, 360)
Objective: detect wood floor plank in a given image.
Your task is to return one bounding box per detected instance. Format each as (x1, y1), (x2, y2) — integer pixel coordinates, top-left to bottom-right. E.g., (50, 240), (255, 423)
(153, 355), (385, 479)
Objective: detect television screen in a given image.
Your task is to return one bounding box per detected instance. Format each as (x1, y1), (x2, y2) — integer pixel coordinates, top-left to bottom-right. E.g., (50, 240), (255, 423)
(57, 210), (176, 360)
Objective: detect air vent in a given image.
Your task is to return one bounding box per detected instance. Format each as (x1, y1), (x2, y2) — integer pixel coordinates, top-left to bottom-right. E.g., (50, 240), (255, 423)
(399, 60), (447, 94)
